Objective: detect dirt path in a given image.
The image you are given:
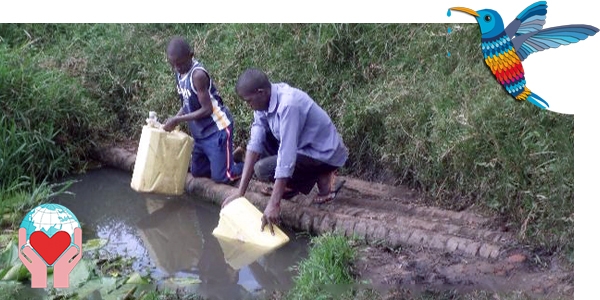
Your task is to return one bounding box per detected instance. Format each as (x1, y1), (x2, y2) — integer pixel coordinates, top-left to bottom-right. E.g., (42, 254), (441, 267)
(252, 177), (573, 299)
(94, 145), (574, 300)
(327, 179), (573, 299)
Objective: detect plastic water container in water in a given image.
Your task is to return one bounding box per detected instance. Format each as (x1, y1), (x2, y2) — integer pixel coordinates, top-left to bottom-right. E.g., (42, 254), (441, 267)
(131, 112), (194, 195)
(212, 197), (290, 249)
(214, 235), (275, 270)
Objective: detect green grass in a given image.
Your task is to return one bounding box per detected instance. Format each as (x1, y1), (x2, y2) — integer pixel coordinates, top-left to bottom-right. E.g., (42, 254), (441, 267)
(0, 43), (110, 188)
(0, 181), (73, 230)
(0, 23), (573, 260)
(283, 230), (569, 300)
(285, 233), (358, 300)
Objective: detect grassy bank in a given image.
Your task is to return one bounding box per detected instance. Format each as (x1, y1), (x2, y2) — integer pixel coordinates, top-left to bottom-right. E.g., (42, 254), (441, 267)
(0, 24), (573, 259)
(285, 233), (358, 300)
(0, 40), (109, 227)
(282, 233), (543, 300)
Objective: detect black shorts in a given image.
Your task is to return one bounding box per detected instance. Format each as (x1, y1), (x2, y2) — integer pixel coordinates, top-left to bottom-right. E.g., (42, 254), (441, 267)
(253, 130), (337, 194)
(254, 154), (338, 194)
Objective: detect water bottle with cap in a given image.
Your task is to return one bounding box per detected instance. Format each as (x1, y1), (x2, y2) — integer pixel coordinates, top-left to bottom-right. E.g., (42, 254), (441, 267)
(146, 111), (160, 128)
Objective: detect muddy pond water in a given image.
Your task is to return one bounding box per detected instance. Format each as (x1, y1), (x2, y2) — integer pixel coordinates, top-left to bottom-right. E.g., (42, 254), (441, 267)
(48, 167), (310, 299)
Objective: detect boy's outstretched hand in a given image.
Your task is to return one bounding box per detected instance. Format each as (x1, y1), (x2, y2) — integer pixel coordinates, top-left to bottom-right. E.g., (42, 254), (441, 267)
(162, 117), (180, 132)
(261, 201), (281, 236)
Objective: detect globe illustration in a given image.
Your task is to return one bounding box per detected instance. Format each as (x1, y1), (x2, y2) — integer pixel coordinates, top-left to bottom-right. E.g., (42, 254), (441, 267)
(19, 203), (81, 259)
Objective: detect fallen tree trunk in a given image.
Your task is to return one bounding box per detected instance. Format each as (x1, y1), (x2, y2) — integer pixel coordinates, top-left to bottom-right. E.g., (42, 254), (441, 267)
(93, 146), (511, 259)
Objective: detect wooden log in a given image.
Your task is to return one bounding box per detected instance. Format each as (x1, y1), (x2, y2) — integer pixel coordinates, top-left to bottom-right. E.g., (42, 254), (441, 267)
(92, 146), (510, 259)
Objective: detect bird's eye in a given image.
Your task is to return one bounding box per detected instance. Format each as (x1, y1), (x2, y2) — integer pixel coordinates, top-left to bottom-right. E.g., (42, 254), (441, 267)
(484, 15), (491, 22)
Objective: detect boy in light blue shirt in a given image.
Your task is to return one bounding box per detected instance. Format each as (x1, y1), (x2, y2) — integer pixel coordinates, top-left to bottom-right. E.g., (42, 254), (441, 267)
(222, 68), (348, 234)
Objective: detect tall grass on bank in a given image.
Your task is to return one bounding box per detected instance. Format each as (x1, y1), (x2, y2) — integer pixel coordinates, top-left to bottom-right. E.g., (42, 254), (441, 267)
(0, 115), (74, 227)
(0, 24), (573, 257)
(0, 38), (107, 228)
(0, 44), (110, 184)
(0, 116), (68, 190)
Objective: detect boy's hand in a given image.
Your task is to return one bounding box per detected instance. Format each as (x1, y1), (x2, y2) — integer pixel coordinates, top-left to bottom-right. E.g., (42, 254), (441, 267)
(163, 117), (179, 131)
(261, 200), (281, 236)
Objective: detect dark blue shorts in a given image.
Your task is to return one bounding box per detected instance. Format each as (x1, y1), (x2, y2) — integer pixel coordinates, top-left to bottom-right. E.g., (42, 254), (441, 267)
(191, 124), (243, 184)
(253, 129), (337, 194)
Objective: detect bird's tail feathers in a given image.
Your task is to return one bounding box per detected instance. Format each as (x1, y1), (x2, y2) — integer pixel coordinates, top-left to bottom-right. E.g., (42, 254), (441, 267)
(526, 92), (550, 109)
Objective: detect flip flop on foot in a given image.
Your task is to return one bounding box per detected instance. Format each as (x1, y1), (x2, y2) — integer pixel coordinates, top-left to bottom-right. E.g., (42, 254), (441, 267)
(260, 186), (299, 200)
(312, 179), (346, 205)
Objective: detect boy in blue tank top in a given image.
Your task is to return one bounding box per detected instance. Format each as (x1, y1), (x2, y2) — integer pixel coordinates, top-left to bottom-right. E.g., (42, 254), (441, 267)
(162, 37), (243, 184)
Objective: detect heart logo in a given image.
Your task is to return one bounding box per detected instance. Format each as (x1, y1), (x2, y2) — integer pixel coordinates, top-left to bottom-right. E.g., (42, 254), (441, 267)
(29, 231), (71, 266)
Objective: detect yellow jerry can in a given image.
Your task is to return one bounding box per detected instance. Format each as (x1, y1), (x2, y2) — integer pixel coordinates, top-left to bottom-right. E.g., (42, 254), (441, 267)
(131, 112), (194, 195)
(212, 197), (290, 249)
(214, 236), (274, 270)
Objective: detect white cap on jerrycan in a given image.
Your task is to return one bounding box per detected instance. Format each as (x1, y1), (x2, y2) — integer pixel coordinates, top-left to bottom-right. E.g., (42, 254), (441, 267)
(146, 111), (161, 128)
(212, 197), (290, 250)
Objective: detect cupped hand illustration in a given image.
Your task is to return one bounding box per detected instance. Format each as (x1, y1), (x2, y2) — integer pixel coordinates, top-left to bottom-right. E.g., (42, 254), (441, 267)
(53, 227), (82, 288)
(18, 227), (48, 288)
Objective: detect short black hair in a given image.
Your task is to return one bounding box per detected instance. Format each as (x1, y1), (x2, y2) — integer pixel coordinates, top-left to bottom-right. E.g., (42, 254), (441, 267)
(235, 68), (271, 94)
(166, 36), (192, 58)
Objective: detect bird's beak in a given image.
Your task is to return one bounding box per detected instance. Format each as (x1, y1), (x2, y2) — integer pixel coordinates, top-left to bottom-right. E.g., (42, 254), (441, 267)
(449, 7), (479, 17)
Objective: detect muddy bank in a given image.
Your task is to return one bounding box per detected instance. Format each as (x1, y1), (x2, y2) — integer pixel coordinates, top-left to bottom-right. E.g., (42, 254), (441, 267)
(94, 146), (512, 259)
(352, 243), (574, 299)
(94, 145), (574, 299)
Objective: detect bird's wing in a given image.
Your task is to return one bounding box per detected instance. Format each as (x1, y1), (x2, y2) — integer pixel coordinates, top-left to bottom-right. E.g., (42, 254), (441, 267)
(504, 1), (548, 38)
(512, 25), (599, 61)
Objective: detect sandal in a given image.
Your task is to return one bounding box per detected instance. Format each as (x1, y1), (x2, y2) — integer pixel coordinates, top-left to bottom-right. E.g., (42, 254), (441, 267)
(312, 179), (346, 205)
(260, 186), (299, 200)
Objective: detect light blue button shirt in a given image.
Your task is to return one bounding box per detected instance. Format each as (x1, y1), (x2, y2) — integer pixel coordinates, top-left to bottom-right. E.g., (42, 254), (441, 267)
(247, 83), (348, 179)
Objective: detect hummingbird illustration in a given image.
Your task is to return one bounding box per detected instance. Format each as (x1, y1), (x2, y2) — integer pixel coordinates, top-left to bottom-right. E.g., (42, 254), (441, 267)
(450, 1), (598, 109)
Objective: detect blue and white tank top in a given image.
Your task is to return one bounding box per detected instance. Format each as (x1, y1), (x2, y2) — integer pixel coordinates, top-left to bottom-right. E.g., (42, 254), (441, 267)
(175, 60), (232, 140)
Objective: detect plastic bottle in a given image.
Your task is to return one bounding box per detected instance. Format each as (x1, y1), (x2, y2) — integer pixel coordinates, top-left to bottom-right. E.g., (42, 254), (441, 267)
(146, 111), (161, 128)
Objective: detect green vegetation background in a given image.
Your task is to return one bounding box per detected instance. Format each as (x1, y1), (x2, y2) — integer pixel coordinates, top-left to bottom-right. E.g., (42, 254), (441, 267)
(0, 24), (573, 260)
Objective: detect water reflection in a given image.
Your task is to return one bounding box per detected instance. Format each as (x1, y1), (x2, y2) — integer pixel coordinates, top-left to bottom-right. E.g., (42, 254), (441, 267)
(137, 197), (246, 299)
(215, 237), (276, 270)
(52, 167), (309, 297)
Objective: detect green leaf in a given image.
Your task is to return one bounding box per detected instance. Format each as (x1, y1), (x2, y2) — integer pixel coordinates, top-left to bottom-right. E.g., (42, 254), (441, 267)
(164, 276), (202, 285)
(82, 239), (108, 252)
(125, 272), (148, 285)
(0, 240), (19, 268)
(73, 277), (117, 299)
(67, 259), (92, 287)
(47, 259), (91, 292)
(1, 264), (23, 281)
